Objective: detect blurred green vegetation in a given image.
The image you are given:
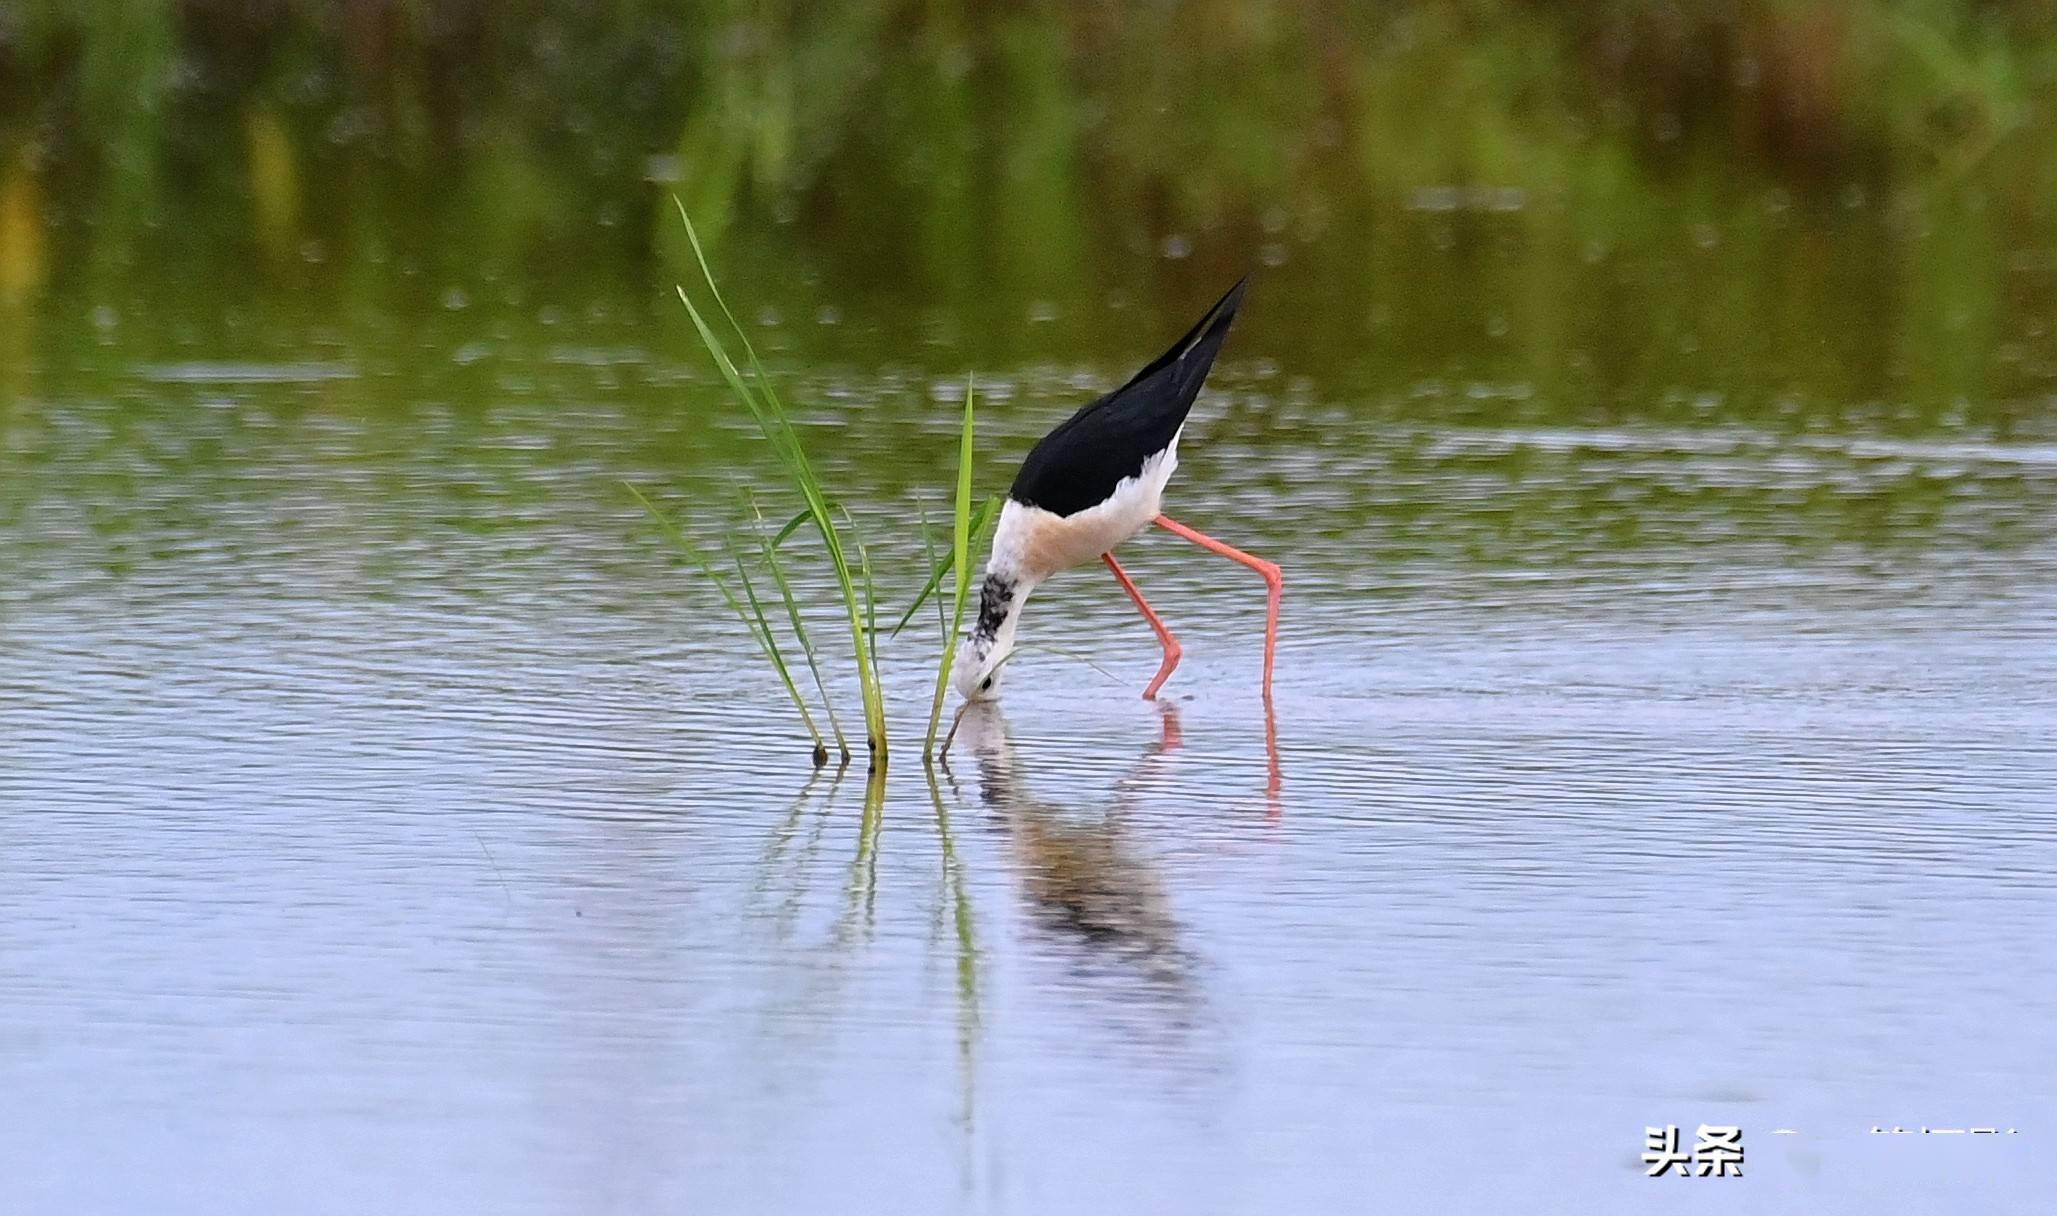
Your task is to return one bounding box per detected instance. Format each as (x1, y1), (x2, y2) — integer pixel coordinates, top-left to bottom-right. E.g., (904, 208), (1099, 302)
(2, 1), (2055, 430)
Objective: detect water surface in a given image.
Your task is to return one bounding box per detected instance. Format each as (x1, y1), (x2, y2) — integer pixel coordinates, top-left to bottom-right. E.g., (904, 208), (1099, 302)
(2, 332), (2052, 1213)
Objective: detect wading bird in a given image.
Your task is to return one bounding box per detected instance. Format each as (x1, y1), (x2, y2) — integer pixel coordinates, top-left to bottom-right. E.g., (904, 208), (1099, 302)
(953, 279), (1280, 704)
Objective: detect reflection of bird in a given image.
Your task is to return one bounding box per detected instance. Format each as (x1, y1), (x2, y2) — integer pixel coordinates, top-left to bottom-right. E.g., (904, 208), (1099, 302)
(955, 701), (1191, 991)
(953, 280), (1282, 704)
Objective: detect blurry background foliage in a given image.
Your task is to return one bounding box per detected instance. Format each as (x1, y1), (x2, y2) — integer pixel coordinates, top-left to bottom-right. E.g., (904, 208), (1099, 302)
(1, 0), (2055, 431)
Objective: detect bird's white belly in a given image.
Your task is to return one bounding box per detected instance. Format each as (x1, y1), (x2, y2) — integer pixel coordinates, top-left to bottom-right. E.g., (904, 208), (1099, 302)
(992, 437), (1178, 583)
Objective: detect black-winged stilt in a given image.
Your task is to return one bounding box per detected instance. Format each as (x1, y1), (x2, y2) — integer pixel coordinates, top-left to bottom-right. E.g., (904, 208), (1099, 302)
(953, 279), (1280, 704)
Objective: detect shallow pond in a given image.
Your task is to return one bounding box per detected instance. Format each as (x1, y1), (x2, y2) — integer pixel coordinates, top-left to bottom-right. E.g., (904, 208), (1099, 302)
(3, 276), (2053, 1212)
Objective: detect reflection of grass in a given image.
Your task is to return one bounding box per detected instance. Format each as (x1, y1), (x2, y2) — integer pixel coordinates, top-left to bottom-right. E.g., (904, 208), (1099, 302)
(0, 157), (46, 307)
(840, 766), (887, 942)
(926, 764), (981, 1135)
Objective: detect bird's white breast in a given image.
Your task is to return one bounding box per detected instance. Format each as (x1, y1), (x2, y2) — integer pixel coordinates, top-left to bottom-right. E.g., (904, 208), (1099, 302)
(991, 429), (1180, 584)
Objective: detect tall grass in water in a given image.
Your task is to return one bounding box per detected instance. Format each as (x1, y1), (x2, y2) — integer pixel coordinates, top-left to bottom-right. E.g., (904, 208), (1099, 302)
(746, 492), (850, 763)
(623, 483), (833, 766)
(652, 205), (998, 767)
(924, 377), (989, 757)
(671, 200), (890, 765)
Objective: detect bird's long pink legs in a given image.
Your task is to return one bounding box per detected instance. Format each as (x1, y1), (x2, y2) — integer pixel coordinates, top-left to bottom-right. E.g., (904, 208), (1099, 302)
(1153, 514), (1282, 699)
(1102, 553), (1182, 700)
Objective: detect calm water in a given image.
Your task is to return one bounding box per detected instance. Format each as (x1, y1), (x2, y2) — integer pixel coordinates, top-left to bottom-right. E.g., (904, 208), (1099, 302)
(2, 298), (2053, 1212)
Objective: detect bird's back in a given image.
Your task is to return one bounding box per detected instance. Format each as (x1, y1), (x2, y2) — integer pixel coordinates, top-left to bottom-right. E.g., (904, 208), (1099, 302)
(1008, 279), (1247, 519)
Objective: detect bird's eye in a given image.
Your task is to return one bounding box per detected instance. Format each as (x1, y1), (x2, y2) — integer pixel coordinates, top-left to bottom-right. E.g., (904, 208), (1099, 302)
(979, 677), (992, 691)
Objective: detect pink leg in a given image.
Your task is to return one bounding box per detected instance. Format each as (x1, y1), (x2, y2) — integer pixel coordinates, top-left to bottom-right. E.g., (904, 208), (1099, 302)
(1153, 514), (1282, 700)
(1103, 552), (1182, 700)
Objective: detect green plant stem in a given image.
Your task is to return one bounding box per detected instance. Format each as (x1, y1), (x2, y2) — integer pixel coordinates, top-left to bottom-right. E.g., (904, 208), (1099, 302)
(749, 490), (850, 762)
(891, 495), (997, 638)
(727, 538), (828, 759)
(624, 482), (827, 764)
(926, 377), (981, 752)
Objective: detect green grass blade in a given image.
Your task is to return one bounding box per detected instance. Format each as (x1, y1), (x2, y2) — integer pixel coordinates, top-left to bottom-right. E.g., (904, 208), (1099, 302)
(890, 495), (995, 638)
(926, 376), (980, 752)
(624, 482), (751, 623)
(671, 282), (816, 522)
(852, 515), (879, 674)
(677, 196), (792, 421)
(727, 538), (826, 758)
(675, 200), (834, 531)
(624, 482), (825, 763)
(674, 200), (885, 763)
(675, 201), (817, 490)
(749, 492), (850, 762)
(768, 506), (813, 550)
(918, 505), (949, 647)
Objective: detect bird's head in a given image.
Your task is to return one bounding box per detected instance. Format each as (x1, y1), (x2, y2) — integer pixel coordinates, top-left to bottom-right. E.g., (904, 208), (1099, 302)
(953, 631), (1012, 702)
(953, 569), (1028, 702)
(952, 554), (1032, 704)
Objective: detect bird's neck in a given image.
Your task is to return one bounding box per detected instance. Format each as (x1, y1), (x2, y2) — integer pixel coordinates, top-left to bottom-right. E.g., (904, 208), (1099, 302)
(969, 565), (1033, 654)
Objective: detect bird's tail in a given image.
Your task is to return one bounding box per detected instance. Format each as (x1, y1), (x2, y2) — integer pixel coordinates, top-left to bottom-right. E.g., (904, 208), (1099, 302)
(1114, 276), (1248, 400)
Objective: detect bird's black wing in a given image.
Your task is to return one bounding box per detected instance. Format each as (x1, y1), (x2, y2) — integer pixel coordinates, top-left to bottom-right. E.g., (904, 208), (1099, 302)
(1009, 278), (1247, 518)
